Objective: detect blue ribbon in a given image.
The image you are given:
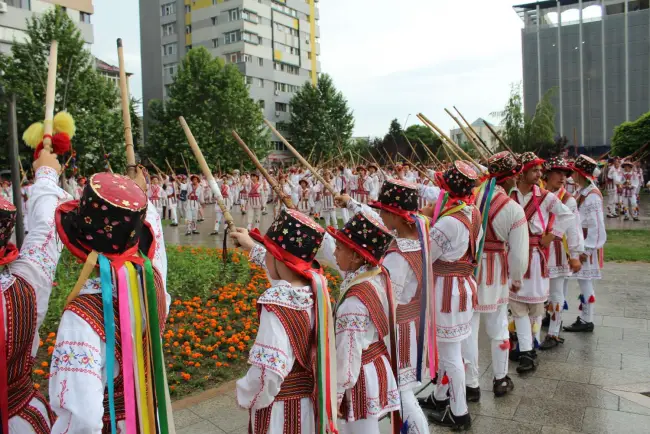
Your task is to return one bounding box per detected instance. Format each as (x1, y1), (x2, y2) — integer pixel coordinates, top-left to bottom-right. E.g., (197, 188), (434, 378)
(99, 255), (117, 434)
(413, 215), (428, 383)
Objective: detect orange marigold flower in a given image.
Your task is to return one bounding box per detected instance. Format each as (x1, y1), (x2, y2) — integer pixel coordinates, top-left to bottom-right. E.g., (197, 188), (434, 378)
(47, 346), (54, 356)
(41, 361), (49, 368)
(228, 346), (236, 353)
(33, 384), (40, 389)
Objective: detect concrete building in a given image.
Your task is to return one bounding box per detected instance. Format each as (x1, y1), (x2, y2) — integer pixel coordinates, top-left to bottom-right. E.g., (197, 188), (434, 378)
(449, 118), (504, 152)
(515, 0), (650, 152)
(0, 0), (94, 54)
(139, 0), (321, 152)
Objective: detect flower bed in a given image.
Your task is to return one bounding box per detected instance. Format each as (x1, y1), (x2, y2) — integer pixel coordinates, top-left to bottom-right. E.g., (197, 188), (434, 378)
(35, 245), (342, 399)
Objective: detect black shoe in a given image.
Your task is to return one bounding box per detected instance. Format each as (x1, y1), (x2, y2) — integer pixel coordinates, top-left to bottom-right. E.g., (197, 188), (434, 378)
(516, 351), (537, 374)
(563, 317), (594, 332)
(509, 346), (521, 362)
(198, 218), (205, 222)
(417, 394), (449, 411)
(171, 223), (178, 227)
(542, 312), (551, 328)
(192, 230), (200, 235)
(634, 217), (640, 221)
(493, 375), (514, 397)
(624, 217), (630, 221)
(210, 231), (218, 235)
(185, 232), (192, 236)
(539, 335), (564, 351)
(466, 386), (481, 403)
(428, 406), (472, 431)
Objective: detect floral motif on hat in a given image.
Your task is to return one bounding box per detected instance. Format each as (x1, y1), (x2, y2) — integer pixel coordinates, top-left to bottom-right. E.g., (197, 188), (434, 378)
(570, 154), (598, 179)
(519, 152), (545, 171)
(265, 208), (324, 261)
(440, 161), (477, 198)
(543, 156), (573, 173)
(368, 179), (419, 220)
(327, 211), (394, 265)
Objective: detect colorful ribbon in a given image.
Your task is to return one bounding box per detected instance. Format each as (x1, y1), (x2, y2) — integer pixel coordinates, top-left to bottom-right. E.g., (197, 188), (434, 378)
(0, 281), (8, 434)
(116, 266), (137, 434)
(474, 178), (496, 278)
(98, 255), (117, 434)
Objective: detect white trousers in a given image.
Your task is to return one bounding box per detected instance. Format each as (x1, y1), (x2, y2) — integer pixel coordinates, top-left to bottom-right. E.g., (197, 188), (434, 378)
(462, 305), (509, 388)
(579, 279), (595, 323)
(247, 207), (262, 230)
(169, 205), (178, 225)
(323, 209), (338, 228)
(622, 195), (638, 218)
(434, 341), (468, 417)
(400, 389), (428, 434)
(339, 207), (350, 224)
(548, 277), (567, 337)
(338, 418), (380, 434)
(607, 191), (618, 214)
(514, 315), (544, 352)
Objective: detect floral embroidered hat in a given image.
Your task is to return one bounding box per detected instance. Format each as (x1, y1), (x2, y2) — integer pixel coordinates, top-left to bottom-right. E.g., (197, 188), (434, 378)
(368, 179), (420, 222)
(487, 151), (522, 182)
(543, 156), (573, 175)
(434, 160), (478, 199)
(55, 172), (155, 262)
(326, 211), (394, 266)
(0, 195), (19, 266)
(249, 208), (325, 278)
(570, 154), (599, 180)
(520, 151), (545, 172)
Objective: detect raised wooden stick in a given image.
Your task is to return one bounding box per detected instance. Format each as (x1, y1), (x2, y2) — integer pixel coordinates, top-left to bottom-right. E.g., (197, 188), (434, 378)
(417, 138), (443, 168)
(148, 159), (166, 179)
(117, 39), (136, 178)
(181, 153), (190, 175)
(42, 40), (58, 153)
(381, 147), (398, 169)
(453, 106), (493, 156)
(263, 119), (337, 196)
(100, 144), (113, 174)
(165, 158), (177, 177)
(444, 108), (489, 162)
(397, 153), (436, 185)
(179, 117), (235, 231)
(403, 132), (424, 164)
(231, 129), (295, 209)
(483, 120), (515, 155)
(417, 114), (462, 162)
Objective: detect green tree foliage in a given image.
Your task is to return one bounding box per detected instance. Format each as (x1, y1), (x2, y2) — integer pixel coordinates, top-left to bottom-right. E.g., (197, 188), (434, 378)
(371, 119), (441, 165)
(281, 73), (354, 163)
(611, 111), (650, 157)
(0, 6), (129, 174)
(492, 83), (557, 155)
(144, 47), (268, 173)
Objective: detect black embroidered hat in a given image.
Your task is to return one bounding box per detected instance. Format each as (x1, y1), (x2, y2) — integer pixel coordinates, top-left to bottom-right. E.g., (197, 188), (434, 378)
(520, 151), (545, 172)
(543, 156), (573, 174)
(0, 195), (18, 266)
(569, 154), (599, 180)
(487, 151), (522, 182)
(434, 161), (478, 199)
(55, 172), (155, 262)
(249, 208), (324, 278)
(621, 160), (634, 168)
(326, 211), (394, 266)
(369, 179), (419, 222)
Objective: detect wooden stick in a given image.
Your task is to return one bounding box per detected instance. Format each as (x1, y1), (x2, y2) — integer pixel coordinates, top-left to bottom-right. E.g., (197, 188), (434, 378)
(483, 120), (515, 155)
(231, 129), (295, 209)
(165, 158), (177, 177)
(117, 39), (136, 178)
(596, 150), (611, 160)
(179, 116), (236, 231)
(398, 153), (436, 185)
(42, 40), (58, 153)
(181, 153), (190, 175)
(403, 133), (424, 163)
(417, 138), (443, 168)
(453, 106), (493, 156)
(417, 114), (462, 162)
(148, 159), (166, 179)
(381, 147), (398, 169)
(264, 119), (337, 196)
(100, 144), (113, 173)
(445, 108), (489, 162)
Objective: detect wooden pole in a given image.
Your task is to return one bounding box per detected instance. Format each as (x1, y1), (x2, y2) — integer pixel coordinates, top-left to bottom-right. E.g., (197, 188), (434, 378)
(100, 144), (113, 173)
(444, 108), (489, 162)
(231, 130), (295, 209)
(397, 153), (436, 185)
(179, 117), (236, 231)
(263, 119), (337, 196)
(483, 120), (515, 155)
(453, 106), (493, 156)
(165, 158), (177, 177)
(416, 114), (466, 164)
(402, 132), (424, 164)
(117, 39), (136, 178)
(181, 153), (190, 175)
(148, 159), (166, 179)
(42, 40), (58, 153)
(417, 138), (443, 168)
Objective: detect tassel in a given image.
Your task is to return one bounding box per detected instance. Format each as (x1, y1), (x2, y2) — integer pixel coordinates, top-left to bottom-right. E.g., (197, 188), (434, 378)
(499, 340), (510, 351)
(579, 303), (583, 311)
(400, 420), (409, 434)
(551, 313), (556, 321)
(441, 374), (449, 385)
(563, 300), (569, 311)
(532, 322), (540, 334)
(588, 295), (595, 303)
(533, 337), (540, 349)
(578, 294), (585, 304)
(555, 303), (560, 312)
(508, 320), (516, 333)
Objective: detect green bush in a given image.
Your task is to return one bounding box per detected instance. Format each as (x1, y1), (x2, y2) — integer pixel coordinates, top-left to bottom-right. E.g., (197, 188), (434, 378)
(611, 111), (650, 156)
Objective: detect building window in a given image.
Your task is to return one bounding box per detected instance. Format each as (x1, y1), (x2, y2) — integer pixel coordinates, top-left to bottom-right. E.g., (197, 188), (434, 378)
(161, 3), (176, 16)
(80, 12), (91, 24)
(165, 64), (177, 76)
(212, 17), (218, 25)
(275, 102), (288, 112)
(271, 1), (298, 17)
(307, 52), (311, 60)
(228, 52), (242, 63)
(258, 58), (263, 67)
(242, 10), (259, 23)
(186, 45), (193, 50)
(224, 30), (241, 44)
(212, 38), (219, 48)
(164, 84), (171, 98)
(185, 5), (191, 13)
(244, 76), (253, 85)
(256, 78), (264, 88)
(259, 100), (265, 109)
(242, 32), (259, 44)
(185, 25), (192, 34)
(162, 43), (177, 56)
(274, 141), (288, 151)
(273, 62), (299, 75)
(162, 24), (176, 36)
(228, 8), (241, 21)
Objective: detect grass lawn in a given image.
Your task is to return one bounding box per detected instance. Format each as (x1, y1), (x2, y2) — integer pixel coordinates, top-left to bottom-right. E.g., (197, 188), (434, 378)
(604, 229), (650, 262)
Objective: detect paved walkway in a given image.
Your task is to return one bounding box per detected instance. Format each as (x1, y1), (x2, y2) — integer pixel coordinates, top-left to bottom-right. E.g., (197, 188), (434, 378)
(171, 262), (650, 433)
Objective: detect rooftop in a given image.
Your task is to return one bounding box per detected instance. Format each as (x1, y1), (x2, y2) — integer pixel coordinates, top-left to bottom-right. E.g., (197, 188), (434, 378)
(95, 57), (132, 77)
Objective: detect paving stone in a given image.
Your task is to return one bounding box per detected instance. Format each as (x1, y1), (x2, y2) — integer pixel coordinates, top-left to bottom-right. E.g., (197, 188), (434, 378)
(172, 409), (204, 429)
(596, 339), (650, 357)
(177, 420), (224, 434)
(540, 427), (581, 434)
(582, 407), (650, 434)
(468, 390), (522, 419)
(531, 361), (592, 384)
(622, 354), (650, 373)
(591, 326), (625, 341)
(590, 367), (650, 387)
(566, 348), (622, 369)
(513, 396), (585, 431)
(619, 397), (650, 416)
(552, 381), (619, 410)
(480, 372), (559, 399)
(189, 395), (247, 429)
(624, 328), (650, 341)
(469, 415), (541, 433)
(602, 316), (648, 330)
(625, 308), (650, 320)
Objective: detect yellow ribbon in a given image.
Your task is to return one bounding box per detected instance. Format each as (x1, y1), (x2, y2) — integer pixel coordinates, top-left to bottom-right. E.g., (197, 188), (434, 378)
(65, 251), (98, 307)
(337, 267), (382, 304)
(441, 203), (467, 218)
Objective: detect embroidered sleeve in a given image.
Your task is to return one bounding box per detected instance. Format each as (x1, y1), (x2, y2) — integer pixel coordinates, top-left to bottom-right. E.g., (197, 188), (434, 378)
(582, 195), (606, 250)
(49, 311), (106, 433)
(336, 296), (373, 400)
(236, 308), (292, 410)
(510, 216), (527, 231)
(430, 226), (451, 257)
(249, 244), (267, 267)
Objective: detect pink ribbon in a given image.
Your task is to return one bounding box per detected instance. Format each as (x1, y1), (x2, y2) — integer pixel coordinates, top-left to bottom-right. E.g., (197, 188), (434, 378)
(117, 266), (137, 434)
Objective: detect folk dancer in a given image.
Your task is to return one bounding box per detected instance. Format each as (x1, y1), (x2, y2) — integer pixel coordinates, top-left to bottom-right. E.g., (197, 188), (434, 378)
(0, 150), (70, 433)
(245, 173), (264, 231)
(211, 175), (233, 235)
(317, 170), (339, 229)
(564, 155), (607, 333)
(508, 152), (577, 374)
(367, 164), (381, 201)
(295, 179), (313, 215)
(177, 174), (188, 221)
(239, 174), (249, 215)
(149, 175), (163, 215)
(620, 161), (639, 221)
(231, 209), (337, 434)
(605, 158), (621, 218)
(321, 210), (401, 434)
(49, 172), (171, 433)
(539, 157), (584, 350)
(348, 166), (372, 205)
(165, 175), (179, 226)
(273, 174), (292, 219)
(461, 152), (529, 401)
(1, 180), (12, 202)
(634, 161), (644, 205)
(336, 166), (350, 222)
(185, 175), (204, 235)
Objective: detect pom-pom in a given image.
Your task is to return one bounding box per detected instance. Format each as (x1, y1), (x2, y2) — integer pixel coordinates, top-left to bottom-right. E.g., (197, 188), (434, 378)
(579, 303), (583, 311)
(508, 321), (516, 333)
(51, 133), (71, 155)
(441, 374), (449, 385)
(532, 322), (540, 334)
(588, 295), (595, 304)
(555, 303), (561, 312)
(23, 122), (44, 149)
(563, 300), (569, 311)
(53, 111), (76, 138)
(551, 313), (556, 321)
(400, 420), (409, 434)
(578, 294), (585, 304)
(499, 340), (510, 351)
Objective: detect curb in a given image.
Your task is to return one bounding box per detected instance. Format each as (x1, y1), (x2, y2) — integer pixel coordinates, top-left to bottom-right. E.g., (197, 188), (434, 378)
(171, 379), (238, 411)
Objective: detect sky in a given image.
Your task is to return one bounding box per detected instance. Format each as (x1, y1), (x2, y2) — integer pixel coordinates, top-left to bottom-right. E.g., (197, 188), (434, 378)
(92, 0), (526, 137)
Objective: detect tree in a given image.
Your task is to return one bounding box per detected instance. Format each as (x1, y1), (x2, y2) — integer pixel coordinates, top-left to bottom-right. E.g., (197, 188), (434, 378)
(281, 73), (354, 162)
(492, 83), (557, 155)
(611, 111), (650, 157)
(144, 47), (268, 173)
(0, 6), (128, 174)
